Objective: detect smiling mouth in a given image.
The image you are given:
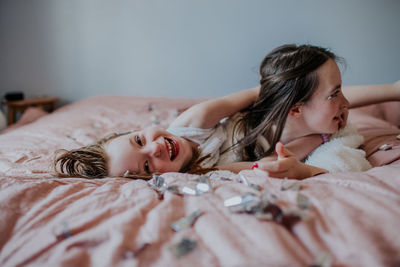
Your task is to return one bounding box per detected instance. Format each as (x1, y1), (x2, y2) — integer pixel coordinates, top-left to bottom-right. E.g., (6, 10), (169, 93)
(165, 138), (179, 161)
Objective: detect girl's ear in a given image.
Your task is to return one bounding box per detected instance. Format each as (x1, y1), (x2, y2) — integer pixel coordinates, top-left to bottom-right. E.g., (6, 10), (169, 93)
(289, 104), (302, 117)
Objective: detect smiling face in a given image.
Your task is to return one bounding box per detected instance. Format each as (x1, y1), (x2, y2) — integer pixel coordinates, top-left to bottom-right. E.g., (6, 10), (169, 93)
(300, 59), (350, 134)
(105, 127), (195, 177)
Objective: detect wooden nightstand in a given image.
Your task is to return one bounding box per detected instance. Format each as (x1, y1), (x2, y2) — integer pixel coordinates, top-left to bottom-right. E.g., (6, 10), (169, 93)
(2, 97), (59, 125)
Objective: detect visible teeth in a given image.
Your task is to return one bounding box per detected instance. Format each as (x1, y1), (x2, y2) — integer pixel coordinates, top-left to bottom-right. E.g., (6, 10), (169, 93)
(165, 138), (176, 160)
(166, 140), (173, 159)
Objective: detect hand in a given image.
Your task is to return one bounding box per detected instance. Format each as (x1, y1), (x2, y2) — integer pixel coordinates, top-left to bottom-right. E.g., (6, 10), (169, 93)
(253, 142), (314, 179)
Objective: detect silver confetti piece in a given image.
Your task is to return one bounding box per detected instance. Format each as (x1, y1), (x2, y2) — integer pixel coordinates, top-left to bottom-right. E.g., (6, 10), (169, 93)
(286, 209), (308, 221)
(195, 176), (212, 194)
(166, 185), (180, 194)
(224, 196), (244, 207)
(297, 193), (311, 210)
(170, 210), (203, 232)
(53, 221), (72, 239)
(397, 134), (400, 140)
(155, 175), (166, 188)
(224, 194), (261, 212)
(148, 182), (159, 191)
(239, 173), (249, 186)
(249, 183), (262, 191)
(379, 143), (391, 151)
(238, 174), (261, 191)
(260, 191), (278, 203)
(169, 238), (197, 258)
(311, 251), (332, 267)
(196, 182), (210, 193)
(254, 212), (274, 221)
(180, 176), (212, 196)
(281, 178), (301, 191)
(148, 175), (167, 195)
(150, 115), (162, 125)
(181, 186), (197, 195)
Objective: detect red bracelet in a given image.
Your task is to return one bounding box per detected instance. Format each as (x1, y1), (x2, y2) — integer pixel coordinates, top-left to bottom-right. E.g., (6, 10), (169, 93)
(252, 162), (259, 169)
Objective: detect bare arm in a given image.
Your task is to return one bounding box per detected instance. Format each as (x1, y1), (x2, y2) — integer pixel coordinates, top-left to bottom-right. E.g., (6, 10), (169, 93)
(344, 80), (400, 108)
(216, 161), (256, 173)
(169, 87), (260, 129)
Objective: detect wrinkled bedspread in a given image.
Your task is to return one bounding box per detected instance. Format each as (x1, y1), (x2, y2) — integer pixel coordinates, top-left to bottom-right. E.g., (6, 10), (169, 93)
(0, 96), (399, 267)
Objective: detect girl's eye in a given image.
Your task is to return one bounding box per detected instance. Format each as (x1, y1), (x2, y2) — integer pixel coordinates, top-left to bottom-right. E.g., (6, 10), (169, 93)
(135, 135), (143, 146)
(144, 161), (150, 174)
(328, 90), (340, 100)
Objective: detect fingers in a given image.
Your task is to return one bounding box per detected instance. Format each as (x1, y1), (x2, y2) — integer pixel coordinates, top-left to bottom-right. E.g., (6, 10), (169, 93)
(253, 165), (289, 178)
(275, 142), (285, 159)
(255, 157), (292, 173)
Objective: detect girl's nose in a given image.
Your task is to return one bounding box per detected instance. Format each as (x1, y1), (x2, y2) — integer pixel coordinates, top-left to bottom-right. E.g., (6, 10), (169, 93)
(146, 141), (162, 158)
(341, 94), (350, 109)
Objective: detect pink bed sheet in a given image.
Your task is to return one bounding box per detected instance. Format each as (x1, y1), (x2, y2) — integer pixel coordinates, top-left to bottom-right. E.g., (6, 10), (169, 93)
(0, 96), (399, 267)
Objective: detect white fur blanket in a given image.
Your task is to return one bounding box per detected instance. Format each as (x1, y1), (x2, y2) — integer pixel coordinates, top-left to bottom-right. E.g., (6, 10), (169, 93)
(305, 123), (372, 173)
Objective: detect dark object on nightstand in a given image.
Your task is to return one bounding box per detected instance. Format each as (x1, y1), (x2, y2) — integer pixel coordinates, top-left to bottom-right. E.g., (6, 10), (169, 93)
(4, 91), (25, 101)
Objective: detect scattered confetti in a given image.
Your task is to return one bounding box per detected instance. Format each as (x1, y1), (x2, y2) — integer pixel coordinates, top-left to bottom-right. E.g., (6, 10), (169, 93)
(249, 183), (263, 191)
(239, 173), (249, 186)
(311, 251), (332, 267)
(150, 115), (162, 125)
(379, 143), (392, 151)
(224, 191), (306, 230)
(224, 194), (260, 212)
(147, 175), (213, 197)
(170, 210), (203, 232)
(297, 193), (311, 210)
(147, 175), (169, 198)
(281, 178), (301, 191)
(169, 238), (197, 258)
(155, 175), (166, 188)
(194, 176), (212, 194)
(224, 193), (283, 221)
(166, 185), (180, 194)
(238, 173), (262, 191)
(181, 186), (197, 195)
(179, 176), (212, 196)
(53, 221), (72, 239)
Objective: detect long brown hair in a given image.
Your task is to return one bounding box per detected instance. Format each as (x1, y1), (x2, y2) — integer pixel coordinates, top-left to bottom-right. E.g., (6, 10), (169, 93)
(235, 44), (342, 161)
(53, 132), (215, 179)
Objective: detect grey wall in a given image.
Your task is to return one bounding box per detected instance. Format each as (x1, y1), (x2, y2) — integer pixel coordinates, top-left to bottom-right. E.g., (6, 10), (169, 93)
(0, 0), (399, 104)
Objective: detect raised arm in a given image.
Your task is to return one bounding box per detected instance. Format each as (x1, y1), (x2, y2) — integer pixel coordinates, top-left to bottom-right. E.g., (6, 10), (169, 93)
(344, 80), (400, 108)
(169, 87), (260, 129)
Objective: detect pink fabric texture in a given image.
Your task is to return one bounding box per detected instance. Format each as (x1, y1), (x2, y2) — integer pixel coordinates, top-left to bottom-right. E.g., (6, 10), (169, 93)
(0, 96), (399, 266)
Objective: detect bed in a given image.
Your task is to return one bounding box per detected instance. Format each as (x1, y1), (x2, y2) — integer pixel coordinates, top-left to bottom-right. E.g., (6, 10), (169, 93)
(0, 95), (399, 267)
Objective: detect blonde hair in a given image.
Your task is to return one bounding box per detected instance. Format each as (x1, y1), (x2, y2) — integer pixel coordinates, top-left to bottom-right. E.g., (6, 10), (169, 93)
(53, 132), (215, 180)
